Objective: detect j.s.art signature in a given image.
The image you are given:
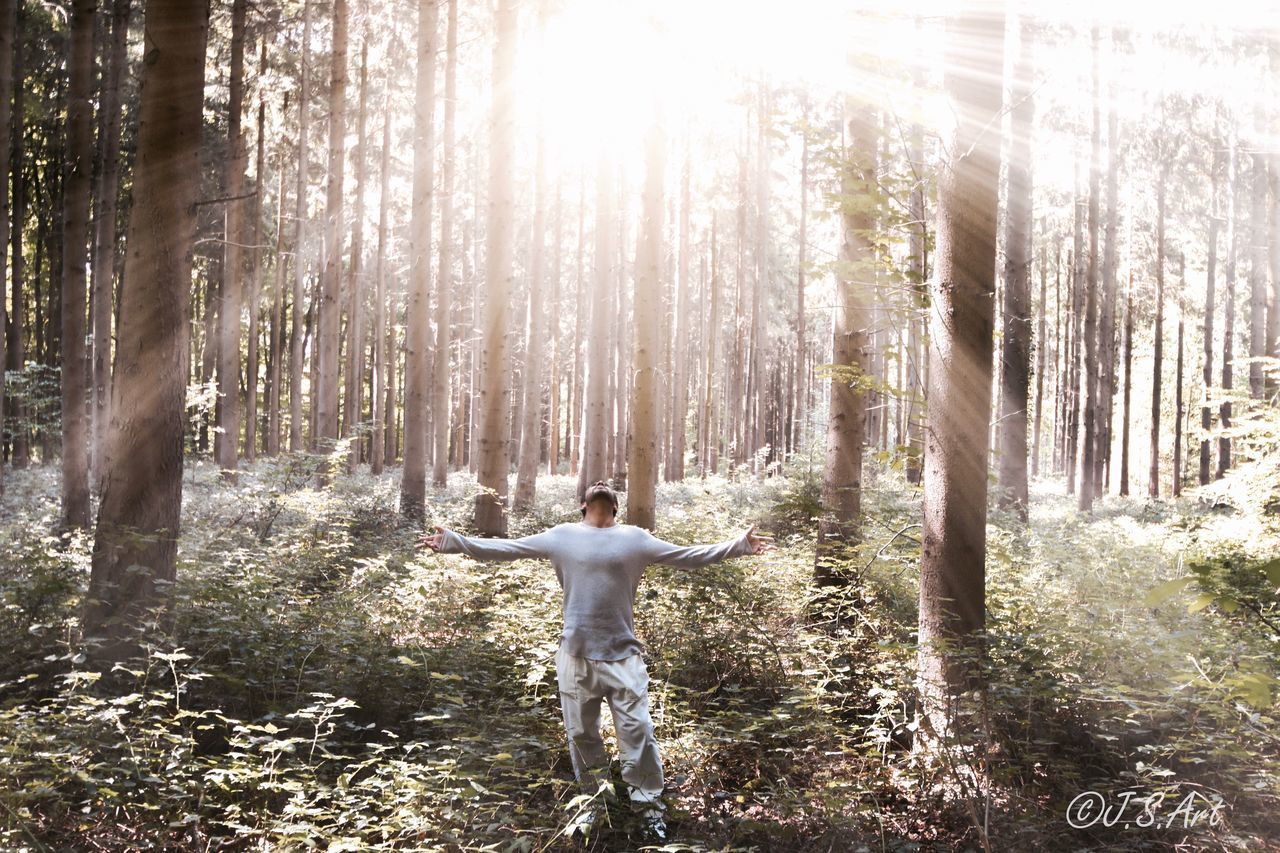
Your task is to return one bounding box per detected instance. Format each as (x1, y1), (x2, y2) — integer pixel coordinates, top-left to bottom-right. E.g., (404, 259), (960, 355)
(1066, 789), (1226, 830)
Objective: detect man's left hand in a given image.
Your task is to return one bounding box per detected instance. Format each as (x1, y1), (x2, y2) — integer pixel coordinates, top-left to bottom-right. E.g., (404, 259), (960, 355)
(745, 524), (776, 555)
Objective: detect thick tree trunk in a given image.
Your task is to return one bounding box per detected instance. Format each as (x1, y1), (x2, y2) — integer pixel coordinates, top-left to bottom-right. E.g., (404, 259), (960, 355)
(89, 0), (132, 490)
(1218, 130), (1237, 479)
(666, 138), (692, 480)
(576, 156), (614, 499)
(315, 0), (347, 478)
(627, 115), (665, 529)
(997, 19), (1033, 520)
(400, 0), (438, 518)
(1120, 272), (1133, 495)
(917, 5), (1003, 723)
(431, 0), (458, 487)
(60, 0), (96, 527)
(514, 4), (549, 512)
(0, 0), (12, 492)
(814, 96), (874, 587)
(85, 0), (208, 661)
(290, 0), (311, 453)
(1249, 154), (1268, 400)
(702, 215), (721, 478)
(267, 118), (286, 457)
(371, 94), (391, 475)
(473, 0), (517, 533)
(1096, 102), (1120, 494)
(1079, 26), (1101, 511)
(245, 40), (266, 463)
(1173, 252), (1185, 497)
(1149, 176), (1166, 498)
(1201, 140), (1221, 486)
(343, 40), (368, 474)
(215, 0), (247, 482)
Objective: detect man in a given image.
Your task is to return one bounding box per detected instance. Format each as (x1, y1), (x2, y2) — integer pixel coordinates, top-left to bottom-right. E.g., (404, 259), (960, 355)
(418, 480), (774, 841)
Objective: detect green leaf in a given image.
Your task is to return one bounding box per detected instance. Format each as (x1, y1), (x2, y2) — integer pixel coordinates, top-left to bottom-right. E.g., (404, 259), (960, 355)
(1259, 557), (1280, 590)
(1144, 576), (1194, 607)
(1217, 596), (1240, 614)
(1188, 592), (1217, 613)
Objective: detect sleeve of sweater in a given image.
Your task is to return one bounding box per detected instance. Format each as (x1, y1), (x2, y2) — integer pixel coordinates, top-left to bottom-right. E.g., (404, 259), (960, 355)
(438, 526), (558, 562)
(642, 529), (753, 568)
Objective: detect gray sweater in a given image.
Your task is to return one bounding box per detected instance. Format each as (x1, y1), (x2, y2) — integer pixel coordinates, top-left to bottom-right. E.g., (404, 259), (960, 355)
(438, 521), (754, 660)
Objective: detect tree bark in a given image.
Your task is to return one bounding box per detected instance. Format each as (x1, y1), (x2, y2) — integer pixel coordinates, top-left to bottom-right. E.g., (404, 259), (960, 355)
(1201, 137), (1221, 486)
(245, 39), (266, 463)
(997, 18), (1033, 519)
(267, 106), (287, 457)
(627, 112), (665, 529)
(289, 0), (311, 453)
(343, 39), (368, 473)
(371, 92), (391, 475)
(1096, 101), (1120, 494)
(1218, 128), (1237, 478)
(400, 0), (438, 518)
(314, 0), (347, 478)
(1249, 153), (1268, 400)
(473, 0), (517, 533)
(85, 0), (209, 661)
(814, 96), (874, 587)
(1120, 271), (1133, 495)
(1173, 251), (1185, 497)
(0, 0), (12, 492)
(917, 5), (1003, 721)
(60, 0), (96, 527)
(215, 0), (247, 482)
(1079, 26), (1101, 511)
(431, 0), (457, 488)
(1149, 173), (1166, 498)
(89, 0), (132, 490)
(576, 156), (614, 499)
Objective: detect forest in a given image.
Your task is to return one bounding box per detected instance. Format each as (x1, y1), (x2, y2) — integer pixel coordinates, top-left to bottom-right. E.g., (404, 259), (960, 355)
(1, 0), (1279, 848)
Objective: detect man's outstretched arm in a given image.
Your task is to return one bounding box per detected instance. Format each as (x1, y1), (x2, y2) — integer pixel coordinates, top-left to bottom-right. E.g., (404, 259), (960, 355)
(419, 525), (558, 562)
(643, 524), (774, 568)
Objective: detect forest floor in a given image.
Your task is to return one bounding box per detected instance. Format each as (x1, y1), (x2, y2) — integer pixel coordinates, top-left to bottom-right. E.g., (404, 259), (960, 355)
(2, 450), (1279, 851)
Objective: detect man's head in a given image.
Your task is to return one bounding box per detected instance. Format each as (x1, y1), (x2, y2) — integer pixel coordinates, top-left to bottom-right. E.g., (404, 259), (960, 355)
(581, 480), (619, 517)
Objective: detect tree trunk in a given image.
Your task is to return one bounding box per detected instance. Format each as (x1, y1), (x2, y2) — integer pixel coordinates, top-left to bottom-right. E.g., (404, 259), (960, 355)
(0, 0), (12, 491)
(627, 113), (665, 529)
(89, 0), (132, 490)
(290, 0), (311, 453)
(576, 156), (614, 499)
(702, 215), (721, 478)
(514, 2), (549, 512)
(1120, 271), (1133, 495)
(1149, 174), (1166, 498)
(1096, 100), (1120, 494)
(371, 92), (391, 474)
(60, 0), (96, 527)
(814, 96), (874, 587)
(1066, 192), (1084, 493)
(1249, 153), (1268, 400)
(215, 0), (247, 482)
(1079, 26), (1101, 511)
(667, 137), (692, 480)
(1033, 242), (1046, 478)
(85, 0), (208, 661)
(431, 0), (457, 488)
(906, 102), (927, 486)
(997, 18), (1033, 519)
(1173, 252), (1185, 497)
(267, 110), (286, 457)
(794, 100), (810, 464)
(1201, 137), (1221, 485)
(917, 5), (1003, 726)
(1218, 128), (1237, 479)
(548, 183), (563, 476)
(473, 0), (517, 533)
(343, 40), (368, 473)
(315, 0), (347, 479)
(400, 0), (438, 517)
(245, 39), (266, 463)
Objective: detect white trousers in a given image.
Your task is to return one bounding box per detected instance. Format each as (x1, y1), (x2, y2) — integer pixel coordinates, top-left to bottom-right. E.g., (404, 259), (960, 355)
(555, 646), (665, 807)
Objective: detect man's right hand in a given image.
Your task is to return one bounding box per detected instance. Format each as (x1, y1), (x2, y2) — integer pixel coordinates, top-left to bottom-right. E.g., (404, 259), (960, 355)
(417, 525), (447, 553)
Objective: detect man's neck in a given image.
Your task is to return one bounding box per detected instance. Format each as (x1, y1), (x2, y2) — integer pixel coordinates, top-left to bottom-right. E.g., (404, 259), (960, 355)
(581, 513), (617, 528)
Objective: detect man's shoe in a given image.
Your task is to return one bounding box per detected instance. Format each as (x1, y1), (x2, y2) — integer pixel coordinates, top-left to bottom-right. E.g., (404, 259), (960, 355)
(639, 807), (667, 841)
(566, 803), (606, 840)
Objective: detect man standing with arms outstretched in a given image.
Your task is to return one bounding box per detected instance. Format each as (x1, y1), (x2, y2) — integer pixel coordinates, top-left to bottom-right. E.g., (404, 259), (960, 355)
(418, 480), (775, 841)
